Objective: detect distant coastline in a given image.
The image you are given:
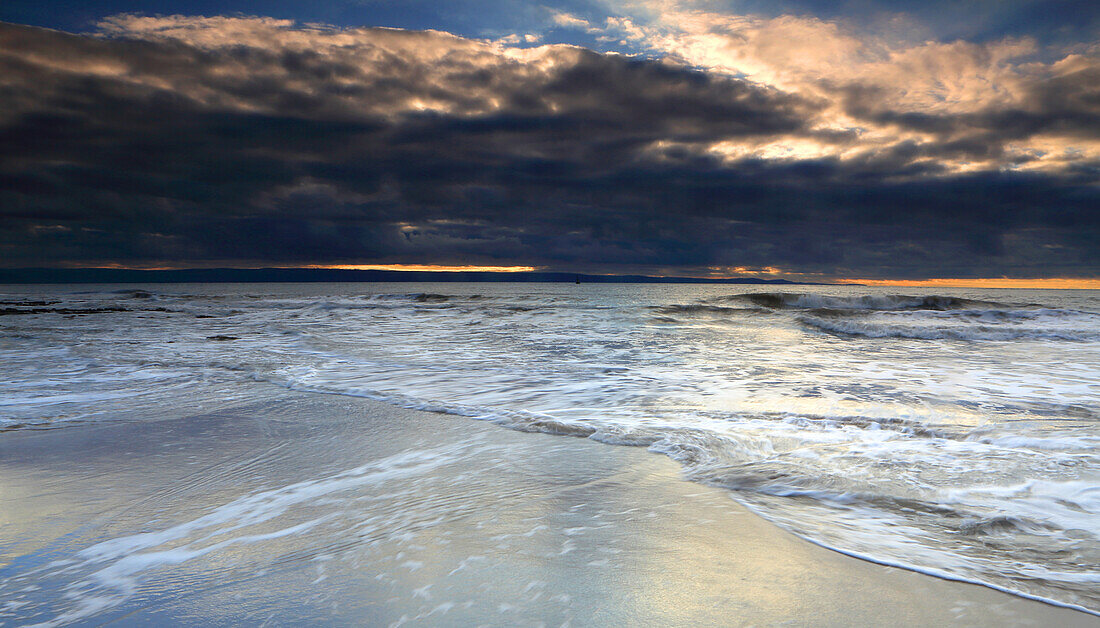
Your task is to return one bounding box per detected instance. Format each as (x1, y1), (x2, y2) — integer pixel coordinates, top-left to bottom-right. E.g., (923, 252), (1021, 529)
(0, 268), (842, 285)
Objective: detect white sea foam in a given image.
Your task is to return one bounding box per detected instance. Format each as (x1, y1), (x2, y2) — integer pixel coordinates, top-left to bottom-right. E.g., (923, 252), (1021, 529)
(1, 283), (1098, 613)
(796, 314), (1097, 341)
(2, 444), (479, 626)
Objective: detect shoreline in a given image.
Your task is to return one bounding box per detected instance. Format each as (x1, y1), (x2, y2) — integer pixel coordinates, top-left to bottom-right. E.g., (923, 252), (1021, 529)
(1, 391), (1096, 626)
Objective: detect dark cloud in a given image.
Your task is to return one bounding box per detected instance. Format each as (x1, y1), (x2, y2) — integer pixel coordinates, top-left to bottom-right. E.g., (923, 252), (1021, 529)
(0, 18), (1098, 278)
(841, 60), (1100, 147)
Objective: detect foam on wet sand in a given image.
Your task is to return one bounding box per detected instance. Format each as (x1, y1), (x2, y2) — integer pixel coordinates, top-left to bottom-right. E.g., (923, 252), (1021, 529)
(0, 392), (1092, 626)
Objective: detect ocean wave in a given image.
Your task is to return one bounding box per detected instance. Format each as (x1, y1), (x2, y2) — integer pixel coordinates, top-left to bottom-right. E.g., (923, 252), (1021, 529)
(0, 305), (150, 316)
(4, 283), (1098, 614)
(111, 289), (156, 299)
(713, 292), (1007, 311)
(803, 305), (1095, 322)
(280, 370), (1100, 609)
(0, 299), (60, 306)
(650, 304), (766, 316)
(644, 428), (1100, 612)
(270, 371), (1100, 571)
(366, 292), (477, 303)
(0, 446), (465, 626)
(797, 315), (1095, 341)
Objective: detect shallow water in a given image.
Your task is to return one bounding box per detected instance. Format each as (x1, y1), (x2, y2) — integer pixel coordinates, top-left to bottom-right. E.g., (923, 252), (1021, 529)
(1, 282), (1098, 614)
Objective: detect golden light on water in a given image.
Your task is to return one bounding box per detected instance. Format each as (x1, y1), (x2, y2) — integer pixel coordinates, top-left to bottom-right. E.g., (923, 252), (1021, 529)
(840, 277), (1100, 289)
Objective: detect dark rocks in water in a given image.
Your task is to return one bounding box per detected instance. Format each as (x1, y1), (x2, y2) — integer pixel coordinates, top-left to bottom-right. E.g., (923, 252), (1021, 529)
(206, 335), (239, 341)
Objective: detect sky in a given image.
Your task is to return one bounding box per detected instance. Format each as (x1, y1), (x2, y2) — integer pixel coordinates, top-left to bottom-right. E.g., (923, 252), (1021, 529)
(1, 1), (1098, 282)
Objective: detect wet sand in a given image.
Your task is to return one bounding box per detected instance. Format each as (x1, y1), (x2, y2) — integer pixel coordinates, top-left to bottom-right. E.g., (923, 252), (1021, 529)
(0, 391), (1095, 626)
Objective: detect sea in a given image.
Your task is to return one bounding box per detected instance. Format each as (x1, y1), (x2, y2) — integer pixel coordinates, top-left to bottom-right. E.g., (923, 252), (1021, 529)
(1, 282), (1098, 616)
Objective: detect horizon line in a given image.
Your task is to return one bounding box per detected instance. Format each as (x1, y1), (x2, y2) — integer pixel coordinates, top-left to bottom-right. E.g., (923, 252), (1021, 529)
(3, 266), (1100, 288)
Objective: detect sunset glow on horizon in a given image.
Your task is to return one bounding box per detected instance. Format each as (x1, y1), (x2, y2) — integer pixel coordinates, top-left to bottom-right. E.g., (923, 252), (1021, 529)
(839, 278), (1100, 290)
(40, 264), (1100, 288)
(300, 264), (541, 273)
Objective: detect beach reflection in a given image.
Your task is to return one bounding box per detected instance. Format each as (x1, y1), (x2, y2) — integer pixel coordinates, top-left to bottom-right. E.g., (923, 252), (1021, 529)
(1, 392), (1090, 626)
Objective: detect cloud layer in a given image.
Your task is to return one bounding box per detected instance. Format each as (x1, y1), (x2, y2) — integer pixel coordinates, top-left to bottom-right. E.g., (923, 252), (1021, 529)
(0, 12), (1097, 278)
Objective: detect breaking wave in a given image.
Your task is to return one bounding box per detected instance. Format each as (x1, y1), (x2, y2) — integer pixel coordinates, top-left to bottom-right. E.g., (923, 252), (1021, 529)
(716, 292), (1008, 311)
(798, 314), (1097, 341)
(2, 283), (1098, 615)
(650, 304), (765, 316)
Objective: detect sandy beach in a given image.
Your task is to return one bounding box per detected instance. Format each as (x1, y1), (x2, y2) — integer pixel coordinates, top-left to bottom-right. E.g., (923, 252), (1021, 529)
(1, 390), (1093, 626)
(4, 0), (1100, 619)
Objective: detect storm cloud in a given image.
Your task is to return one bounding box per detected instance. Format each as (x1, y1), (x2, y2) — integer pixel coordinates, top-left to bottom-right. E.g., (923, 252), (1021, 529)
(0, 14), (1097, 278)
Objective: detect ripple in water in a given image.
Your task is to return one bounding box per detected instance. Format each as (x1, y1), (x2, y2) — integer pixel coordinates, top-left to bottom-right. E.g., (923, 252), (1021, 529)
(1, 283), (1097, 613)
